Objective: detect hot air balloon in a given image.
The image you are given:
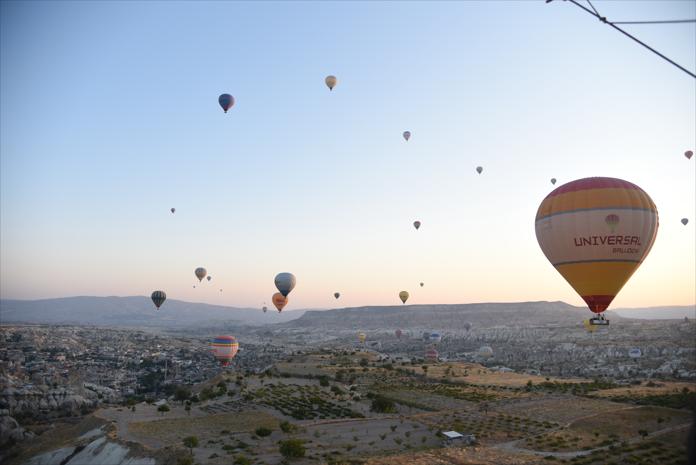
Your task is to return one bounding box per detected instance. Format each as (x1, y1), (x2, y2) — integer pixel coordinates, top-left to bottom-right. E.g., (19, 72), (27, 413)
(551, 178), (557, 185)
(430, 332), (442, 344)
(536, 177), (658, 326)
(476, 166), (483, 174)
(425, 346), (438, 362)
(358, 332), (366, 344)
(334, 292), (340, 299)
(403, 131), (411, 141)
(582, 319), (597, 333)
(422, 331), (431, 342)
(195, 267), (207, 282)
(274, 272), (296, 297)
(682, 218), (689, 225)
(479, 346), (493, 359)
(395, 329), (402, 339)
(272, 292), (288, 312)
(463, 322), (471, 331)
(210, 335), (239, 367)
(207, 276), (212, 282)
(685, 150), (693, 160)
(399, 291), (409, 304)
(628, 347), (642, 358)
(420, 282), (424, 287)
(325, 75), (337, 91)
(413, 221), (421, 230)
(170, 208), (176, 214)
(151, 290), (166, 310)
(218, 94), (234, 113)
(262, 305), (268, 313)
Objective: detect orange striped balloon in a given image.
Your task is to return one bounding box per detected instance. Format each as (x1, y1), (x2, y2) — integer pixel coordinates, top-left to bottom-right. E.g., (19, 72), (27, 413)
(535, 177), (658, 314)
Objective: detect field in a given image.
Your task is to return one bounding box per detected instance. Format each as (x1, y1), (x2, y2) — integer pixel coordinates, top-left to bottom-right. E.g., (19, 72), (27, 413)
(87, 353), (693, 465)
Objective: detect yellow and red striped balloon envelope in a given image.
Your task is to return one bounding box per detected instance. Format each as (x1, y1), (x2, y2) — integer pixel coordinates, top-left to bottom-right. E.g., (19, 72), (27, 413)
(535, 177), (658, 315)
(210, 335), (239, 367)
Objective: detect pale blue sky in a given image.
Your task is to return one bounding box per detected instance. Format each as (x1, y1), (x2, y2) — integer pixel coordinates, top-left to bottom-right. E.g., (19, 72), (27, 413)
(1, 1), (694, 310)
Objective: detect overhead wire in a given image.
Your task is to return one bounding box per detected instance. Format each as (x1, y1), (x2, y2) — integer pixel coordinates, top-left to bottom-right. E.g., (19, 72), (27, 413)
(548, 0), (696, 79)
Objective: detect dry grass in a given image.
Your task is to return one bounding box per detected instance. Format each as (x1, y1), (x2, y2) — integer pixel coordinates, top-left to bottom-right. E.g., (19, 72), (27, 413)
(365, 444), (547, 465)
(591, 381), (694, 398)
(127, 410), (279, 445)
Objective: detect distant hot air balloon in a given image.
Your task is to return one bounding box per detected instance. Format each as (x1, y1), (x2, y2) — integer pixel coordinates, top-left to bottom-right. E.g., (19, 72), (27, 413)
(219, 289), (223, 292)
(334, 292), (340, 299)
(551, 178), (557, 185)
(422, 331), (431, 342)
(582, 319), (597, 333)
(425, 346), (439, 362)
(272, 292), (288, 312)
(262, 306), (268, 313)
(685, 150), (693, 160)
(413, 221), (421, 230)
(463, 322), (471, 331)
(395, 329), (402, 339)
(207, 276), (212, 282)
(403, 131), (411, 141)
(358, 332), (366, 344)
(151, 290), (166, 310)
(218, 94), (234, 113)
(682, 218), (689, 225)
(628, 347), (642, 358)
(430, 332), (442, 344)
(274, 272), (296, 297)
(170, 208), (176, 214)
(476, 166), (483, 174)
(399, 291), (409, 304)
(420, 282), (424, 287)
(210, 335), (239, 367)
(325, 75), (337, 91)
(479, 346), (493, 358)
(195, 267), (207, 282)
(536, 177), (658, 325)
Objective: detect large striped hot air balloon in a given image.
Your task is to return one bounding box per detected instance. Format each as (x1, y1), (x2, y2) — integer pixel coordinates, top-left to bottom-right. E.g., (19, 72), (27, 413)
(210, 336), (239, 367)
(479, 346), (493, 359)
(151, 290), (166, 310)
(536, 177), (658, 325)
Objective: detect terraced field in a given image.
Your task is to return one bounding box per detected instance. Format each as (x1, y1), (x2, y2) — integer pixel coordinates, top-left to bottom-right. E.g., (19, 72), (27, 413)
(250, 382), (363, 420)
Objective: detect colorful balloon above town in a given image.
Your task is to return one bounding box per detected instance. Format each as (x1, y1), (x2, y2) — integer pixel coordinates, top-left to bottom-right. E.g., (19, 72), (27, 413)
(275, 272), (296, 297)
(272, 293), (288, 312)
(358, 332), (366, 344)
(325, 75), (337, 91)
(210, 335), (239, 367)
(399, 291), (409, 304)
(535, 177), (659, 319)
(195, 267), (207, 282)
(150, 290), (166, 309)
(218, 94), (234, 113)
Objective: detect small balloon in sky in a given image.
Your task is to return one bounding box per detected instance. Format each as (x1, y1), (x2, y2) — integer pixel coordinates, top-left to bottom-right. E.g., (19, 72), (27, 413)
(272, 292), (288, 312)
(170, 208), (176, 214)
(413, 220), (421, 230)
(685, 150), (693, 160)
(325, 75), (337, 91)
(420, 282), (424, 287)
(399, 291), (409, 304)
(195, 267), (207, 282)
(476, 166), (483, 174)
(334, 292), (340, 299)
(550, 178), (557, 185)
(403, 131), (411, 141)
(274, 272), (296, 297)
(218, 94), (234, 113)
(151, 290), (166, 310)
(682, 218), (689, 225)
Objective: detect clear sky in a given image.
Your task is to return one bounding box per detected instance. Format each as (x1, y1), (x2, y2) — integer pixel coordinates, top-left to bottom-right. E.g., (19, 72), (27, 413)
(1, 1), (694, 311)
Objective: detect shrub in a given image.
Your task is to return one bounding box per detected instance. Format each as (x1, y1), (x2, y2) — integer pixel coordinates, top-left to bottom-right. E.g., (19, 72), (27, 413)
(371, 395), (397, 413)
(233, 455), (252, 465)
(280, 421), (297, 433)
(255, 427), (272, 437)
(279, 439), (306, 459)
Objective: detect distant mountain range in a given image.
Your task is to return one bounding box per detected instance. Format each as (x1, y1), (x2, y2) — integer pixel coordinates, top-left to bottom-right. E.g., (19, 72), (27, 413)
(0, 296), (304, 328)
(0, 297), (692, 330)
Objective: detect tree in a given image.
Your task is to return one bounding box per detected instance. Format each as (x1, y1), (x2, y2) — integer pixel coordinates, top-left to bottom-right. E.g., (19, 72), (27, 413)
(279, 439), (305, 459)
(255, 427), (272, 437)
(174, 386), (191, 404)
(182, 436), (199, 456)
(318, 375), (330, 387)
(371, 395), (396, 413)
(185, 401), (191, 416)
(157, 404), (170, 416)
(638, 429), (648, 440)
(280, 421), (297, 433)
(359, 358), (369, 367)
